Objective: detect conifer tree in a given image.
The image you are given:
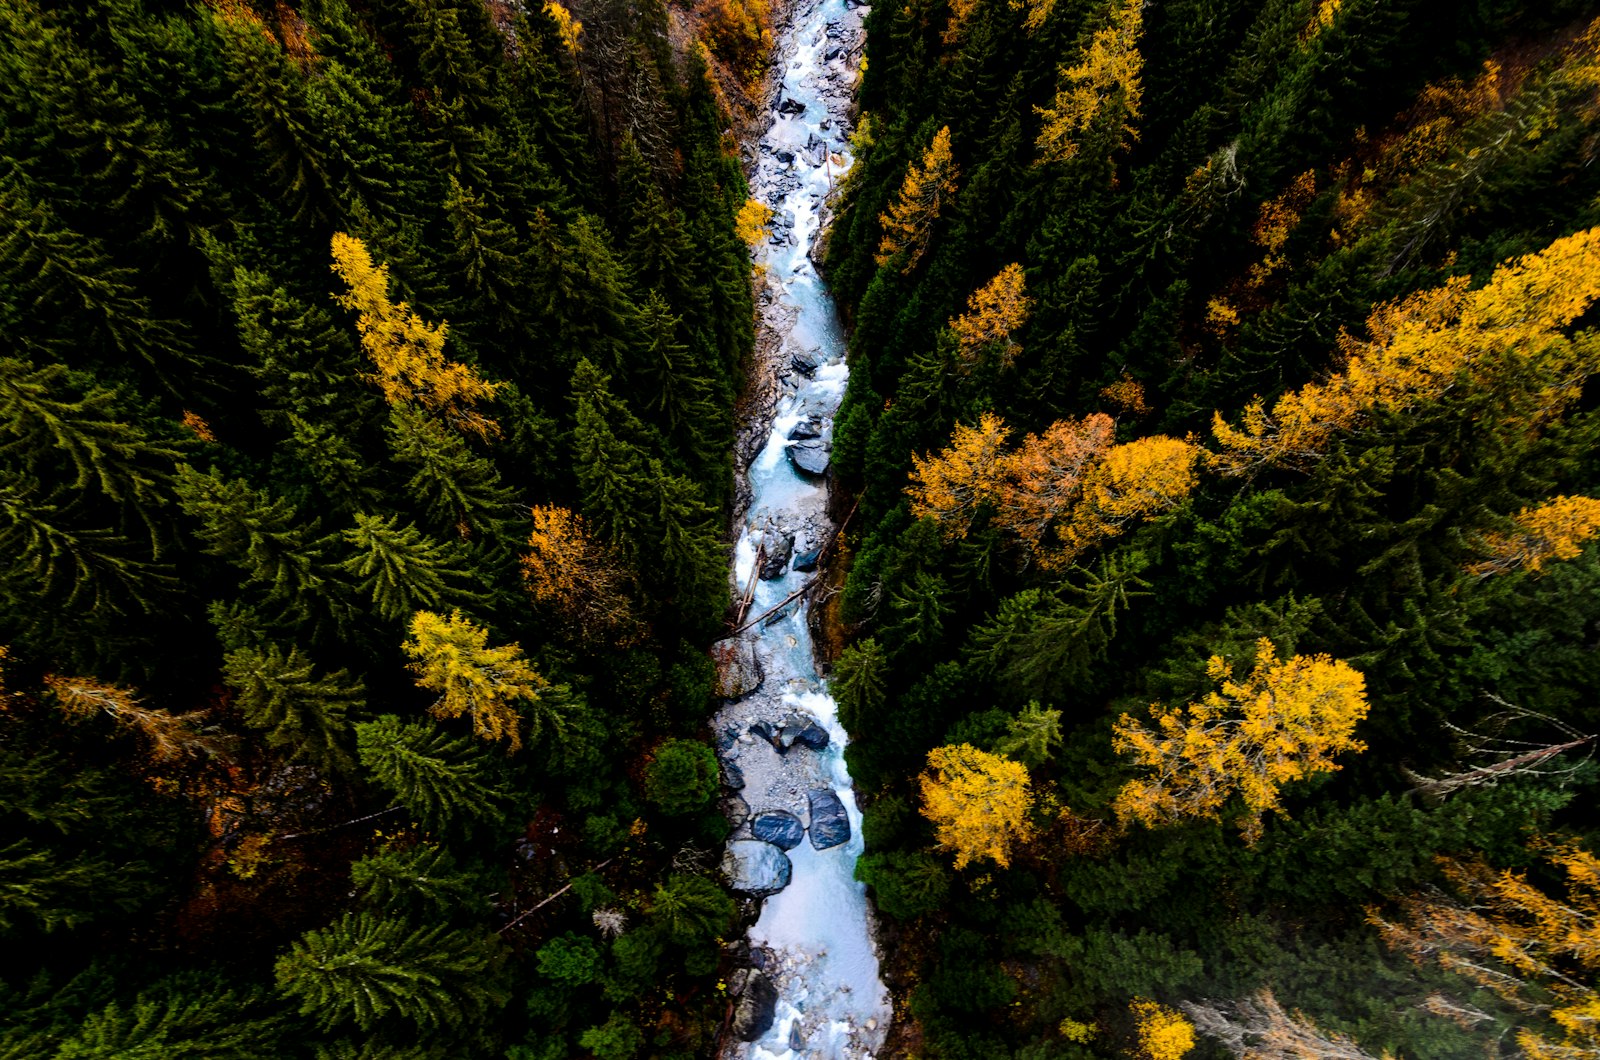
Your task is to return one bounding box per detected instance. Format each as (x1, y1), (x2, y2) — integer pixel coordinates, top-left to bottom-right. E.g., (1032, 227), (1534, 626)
(222, 644), (363, 775)
(341, 513), (479, 622)
(876, 126), (959, 271)
(570, 359), (652, 552)
(48, 975), (285, 1059)
(385, 406), (517, 539)
(354, 715), (511, 833)
(350, 841), (485, 916)
(274, 911), (506, 1032)
(402, 609), (554, 752)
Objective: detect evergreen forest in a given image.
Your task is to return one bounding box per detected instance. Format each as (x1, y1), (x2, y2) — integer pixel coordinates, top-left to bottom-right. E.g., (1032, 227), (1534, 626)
(7, 0), (1600, 1056)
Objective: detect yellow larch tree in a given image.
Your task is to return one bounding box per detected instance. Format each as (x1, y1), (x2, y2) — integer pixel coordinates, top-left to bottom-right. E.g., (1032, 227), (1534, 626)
(545, 0), (582, 52)
(520, 506), (639, 644)
(1112, 638), (1369, 843)
(1035, 0), (1143, 164)
(1054, 435), (1200, 566)
(876, 126), (959, 272)
(734, 198), (774, 248)
(1467, 495), (1600, 577)
(1212, 226), (1600, 475)
(403, 609), (548, 752)
(1370, 844), (1600, 1060)
(949, 263), (1032, 371)
(1130, 998), (1196, 1060)
(907, 411), (1012, 539)
(992, 413), (1115, 550)
(918, 743), (1033, 869)
(329, 233), (500, 440)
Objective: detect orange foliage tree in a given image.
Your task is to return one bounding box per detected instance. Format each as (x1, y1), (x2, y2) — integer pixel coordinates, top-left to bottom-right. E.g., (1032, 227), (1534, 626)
(1212, 227), (1600, 475)
(45, 674), (220, 763)
(876, 126), (959, 272)
(1112, 638), (1369, 842)
(330, 233), (500, 440)
(908, 413), (1197, 567)
(402, 609), (549, 752)
(520, 505), (639, 643)
(1370, 844), (1600, 1060)
(918, 743), (1033, 869)
(1467, 495), (1600, 577)
(949, 263), (1032, 371)
(1035, 0), (1143, 164)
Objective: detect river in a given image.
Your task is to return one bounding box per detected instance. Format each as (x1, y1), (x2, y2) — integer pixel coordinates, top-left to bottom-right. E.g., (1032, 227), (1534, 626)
(710, 0), (889, 1055)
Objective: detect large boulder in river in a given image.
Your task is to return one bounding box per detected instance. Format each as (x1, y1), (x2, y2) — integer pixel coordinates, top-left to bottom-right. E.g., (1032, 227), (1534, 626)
(758, 533), (793, 580)
(730, 968), (779, 1041)
(751, 810), (805, 850)
(791, 547), (821, 573)
(807, 789), (851, 850)
(723, 840), (793, 896)
(711, 637), (763, 699)
(788, 439), (830, 477)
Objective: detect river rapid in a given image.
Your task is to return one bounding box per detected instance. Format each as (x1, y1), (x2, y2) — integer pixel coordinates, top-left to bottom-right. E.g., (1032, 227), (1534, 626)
(709, 0), (889, 1055)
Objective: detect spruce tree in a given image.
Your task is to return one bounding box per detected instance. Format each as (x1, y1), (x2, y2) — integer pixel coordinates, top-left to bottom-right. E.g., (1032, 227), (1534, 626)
(350, 841), (486, 916)
(221, 643), (363, 775)
(385, 406), (517, 540)
(354, 715), (511, 834)
(274, 911), (506, 1032)
(570, 359), (652, 553)
(48, 975), (284, 1059)
(340, 512), (480, 622)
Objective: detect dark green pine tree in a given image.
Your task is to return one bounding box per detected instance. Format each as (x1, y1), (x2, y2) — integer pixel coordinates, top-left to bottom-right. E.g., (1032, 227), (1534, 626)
(274, 911), (507, 1032)
(280, 414), (384, 515)
(614, 134), (708, 319)
(0, 179), (191, 373)
(384, 406), (518, 540)
(526, 211), (642, 380)
(642, 459), (727, 624)
(633, 292), (726, 476)
(339, 511), (481, 622)
(440, 175), (528, 334)
(350, 841), (487, 916)
(505, 10), (598, 204)
(0, 837), (112, 935)
(0, 356), (184, 508)
(221, 643), (364, 775)
(570, 359), (652, 553)
(209, 10), (337, 227)
(172, 464), (353, 631)
(354, 716), (511, 834)
(46, 975), (284, 1059)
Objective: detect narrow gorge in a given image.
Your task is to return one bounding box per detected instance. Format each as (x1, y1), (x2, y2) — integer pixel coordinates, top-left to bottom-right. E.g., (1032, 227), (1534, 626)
(710, 0), (889, 1055)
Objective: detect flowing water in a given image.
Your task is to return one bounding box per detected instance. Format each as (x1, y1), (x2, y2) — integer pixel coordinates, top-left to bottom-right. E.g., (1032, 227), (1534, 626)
(713, 0), (889, 1055)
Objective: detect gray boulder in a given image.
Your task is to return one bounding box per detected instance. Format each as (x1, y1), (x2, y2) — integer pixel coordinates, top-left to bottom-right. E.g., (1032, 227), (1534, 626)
(711, 637), (763, 699)
(759, 533), (794, 580)
(795, 722), (830, 751)
(722, 760), (746, 791)
(791, 547), (821, 572)
(722, 794), (750, 828)
(723, 840), (793, 897)
(790, 348), (823, 376)
(751, 810), (805, 850)
(807, 789), (851, 850)
(788, 417), (823, 441)
(788, 440), (830, 477)
(777, 96), (806, 115)
(731, 969), (779, 1041)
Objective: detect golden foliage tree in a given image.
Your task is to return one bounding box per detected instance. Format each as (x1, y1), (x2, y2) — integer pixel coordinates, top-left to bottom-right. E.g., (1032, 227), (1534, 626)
(1112, 638), (1369, 842)
(1212, 227), (1600, 475)
(733, 198), (774, 248)
(1059, 436), (1201, 563)
(520, 506), (639, 644)
(876, 126), (959, 272)
(907, 412), (1012, 537)
(545, 1), (582, 52)
(1184, 988), (1391, 1060)
(402, 610), (548, 752)
(949, 263), (1032, 371)
(1370, 844), (1600, 1060)
(1035, 0), (1143, 164)
(329, 233), (500, 440)
(1467, 495), (1600, 577)
(1130, 998), (1196, 1060)
(918, 743), (1033, 869)
(908, 415), (1196, 566)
